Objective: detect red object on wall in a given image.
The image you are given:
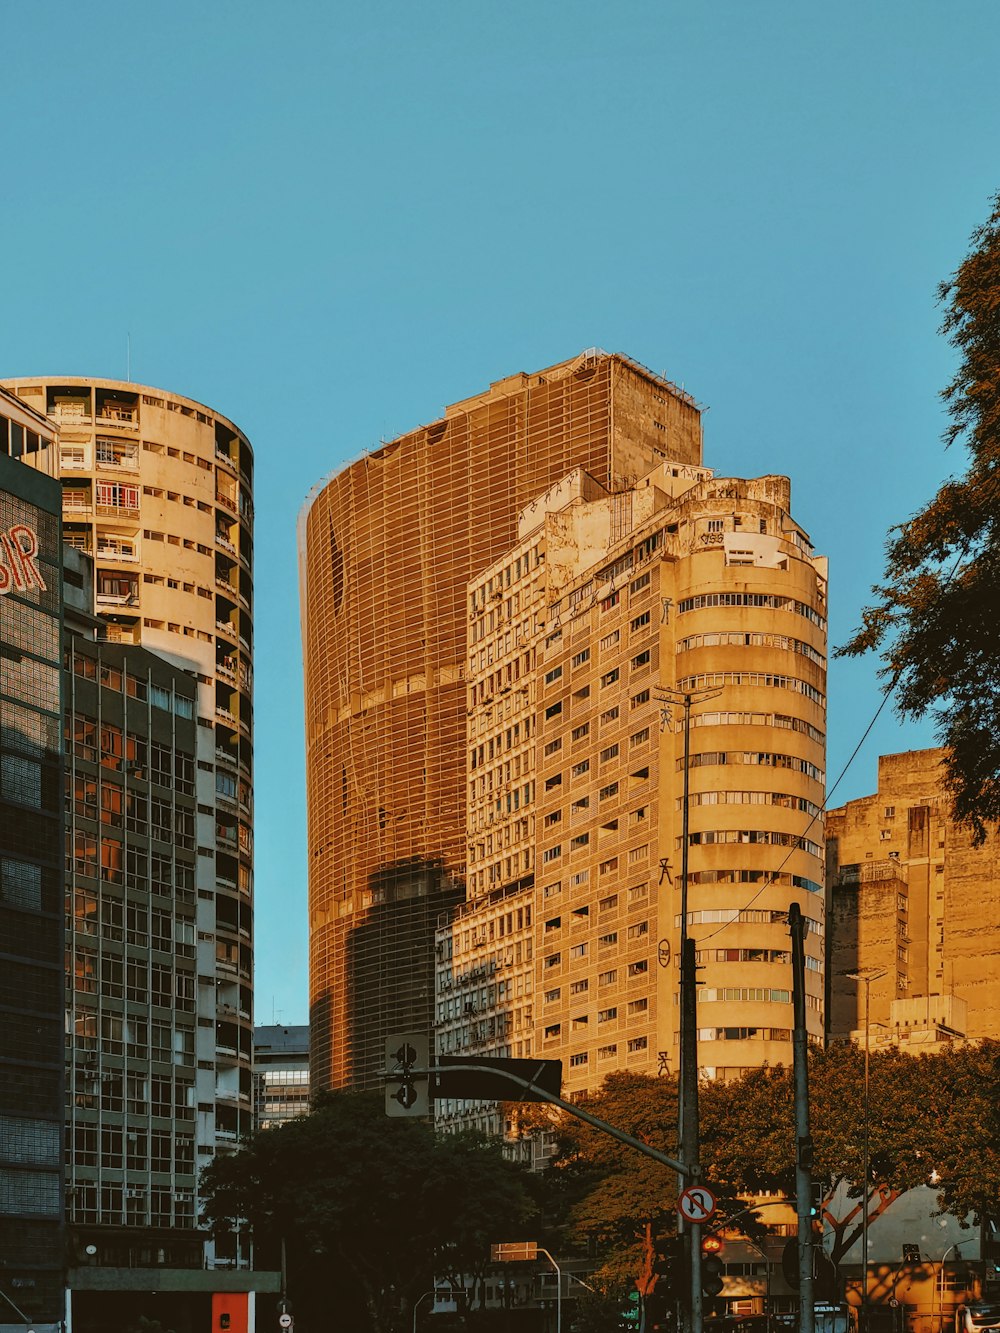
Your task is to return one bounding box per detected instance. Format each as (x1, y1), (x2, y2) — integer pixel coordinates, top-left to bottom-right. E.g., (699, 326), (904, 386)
(212, 1292), (249, 1333)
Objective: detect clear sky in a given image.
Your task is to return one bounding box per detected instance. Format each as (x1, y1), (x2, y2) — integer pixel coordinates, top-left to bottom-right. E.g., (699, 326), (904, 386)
(3, 1), (999, 1025)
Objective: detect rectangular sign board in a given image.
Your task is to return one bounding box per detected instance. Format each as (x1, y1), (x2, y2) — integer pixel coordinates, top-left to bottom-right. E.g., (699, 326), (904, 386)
(432, 1057), (561, 1103)
(491, 1242), (538, 1263)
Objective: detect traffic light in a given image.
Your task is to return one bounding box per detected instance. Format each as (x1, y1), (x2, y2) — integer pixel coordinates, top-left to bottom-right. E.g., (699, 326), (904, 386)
(652, 1232), (685, 1294)
(701, 1235), (725, 1299)
(384, 1034), (430, 1117)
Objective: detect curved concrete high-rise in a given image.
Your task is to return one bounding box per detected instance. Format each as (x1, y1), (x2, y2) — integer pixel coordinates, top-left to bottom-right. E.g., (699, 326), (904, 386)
(300, 351), (704, 1090)
(2, 378), (255, 1232)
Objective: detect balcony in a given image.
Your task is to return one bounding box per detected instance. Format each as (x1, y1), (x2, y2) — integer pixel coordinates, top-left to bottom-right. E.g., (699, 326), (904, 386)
(216, 493), (238, 514)
(95, 409), (138, 430)
(97, 590), (139, 607)
(97, 545), (139, 563)
(215, 533), (236, 555)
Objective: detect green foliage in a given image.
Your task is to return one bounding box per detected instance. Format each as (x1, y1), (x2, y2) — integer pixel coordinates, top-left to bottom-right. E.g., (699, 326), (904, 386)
(840, 190), (1000, 840)
(701, 1043), (1000, 1220)
(199, 1090), (534, 1333)
(539, 1045), (1000, 1284)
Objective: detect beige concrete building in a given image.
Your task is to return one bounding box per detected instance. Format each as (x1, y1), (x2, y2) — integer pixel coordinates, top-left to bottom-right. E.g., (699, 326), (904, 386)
(2, 377), (255, 1266)
(300, 350), (704, 1092)
(827, 748), (1000, 1045)
(435, 449), (828, 1122)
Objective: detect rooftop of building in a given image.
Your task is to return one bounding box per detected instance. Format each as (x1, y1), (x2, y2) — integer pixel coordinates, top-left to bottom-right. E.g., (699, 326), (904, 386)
(1, 374), (252, 448)
(254, 1025), (310, 1056)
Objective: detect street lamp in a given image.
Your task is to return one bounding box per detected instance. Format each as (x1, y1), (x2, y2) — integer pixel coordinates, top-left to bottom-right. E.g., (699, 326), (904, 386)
(536, 1247), (562, 1333)
(845, 967), (887, 1329)
(935, 1240), (969, 1333)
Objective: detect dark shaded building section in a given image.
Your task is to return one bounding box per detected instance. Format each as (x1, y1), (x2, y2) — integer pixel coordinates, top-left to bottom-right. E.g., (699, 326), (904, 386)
(344, 858), (463, 1088)
(0, 451), (65, 1333)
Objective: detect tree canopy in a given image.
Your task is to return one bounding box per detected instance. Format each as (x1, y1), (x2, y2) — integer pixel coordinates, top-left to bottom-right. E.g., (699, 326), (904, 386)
(199, 1090), (534, 1333)
(535, 1044), (1000, 1278)
(840, 191), (1000, 840)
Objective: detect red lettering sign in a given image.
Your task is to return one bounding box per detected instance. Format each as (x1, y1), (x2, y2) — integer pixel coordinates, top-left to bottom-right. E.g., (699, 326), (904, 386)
(0, 524), (47, 595)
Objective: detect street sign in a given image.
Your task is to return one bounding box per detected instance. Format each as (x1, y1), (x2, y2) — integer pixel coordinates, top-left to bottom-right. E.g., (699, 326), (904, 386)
(384, 1033), (430, 1117)
(279, 1315), (292, 1328)
(433, 1056), (562, 1102)
(678, 1185), (717, 1224)
(491, 1241), (539, 1262)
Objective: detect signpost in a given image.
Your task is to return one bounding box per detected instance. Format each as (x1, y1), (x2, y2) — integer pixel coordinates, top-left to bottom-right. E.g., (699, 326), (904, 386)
(678, 1185), (718, 1226)
(491, 1242), (538, 1263)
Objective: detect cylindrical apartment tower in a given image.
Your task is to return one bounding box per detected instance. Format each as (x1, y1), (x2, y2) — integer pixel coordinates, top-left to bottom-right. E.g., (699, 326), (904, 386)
(2, 378), (255, 1198)
(664, 476), (828, 1075)
(299, 351), (704, 1090)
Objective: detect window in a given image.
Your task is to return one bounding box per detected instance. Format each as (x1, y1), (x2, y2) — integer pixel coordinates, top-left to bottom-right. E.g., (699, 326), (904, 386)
(545, 701), (562, 720)
(545, 666), (563, 685)
(600, 706), (620, 724)
(630, 727), (650, 747)
(628, 1036), (649, 1052)
(598, 1007), (618, 1022)
(627, 921), (649, 939)
(599, 781), (619, 801)
(571, 760), (590, 778)
(542, 845), (562, 863)
(600, 669), (620, 688)
(571, 723), (590, 742)
(570, 943), (588, 959)
(628, 960), (649, 977)
(600, 631), (620, 651)
(630, 572), (650, 594)
(631, 650), (651, 671)
(631, 611), (651, 632)
(598, 932), (618, 947)
(544, 988), (561, 1003)
(628, 998), (649, 1014)
(570, 979), (589, 995)
(600, 744), (619, 763)
(544, 738), (562, 756)
(571, 649), (590, 668)
(569, 1052), (589, 1067)
(598, 969), (617, 986)
(570, 833), (590, 850)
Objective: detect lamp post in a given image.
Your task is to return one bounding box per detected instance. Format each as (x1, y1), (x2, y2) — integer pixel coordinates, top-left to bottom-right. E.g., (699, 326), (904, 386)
(845, 967), (887, 1331)
(412, 1288), (437, 1333)
(935, 1241), (968, 1333)
(536, 1247), (562, 1333)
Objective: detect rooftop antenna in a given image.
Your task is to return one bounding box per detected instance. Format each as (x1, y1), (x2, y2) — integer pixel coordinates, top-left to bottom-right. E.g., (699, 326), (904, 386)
(126, 332), (131, 383)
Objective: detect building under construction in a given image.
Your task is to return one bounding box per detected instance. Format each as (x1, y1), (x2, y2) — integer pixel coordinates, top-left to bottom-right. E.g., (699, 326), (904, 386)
(300, 350), (703, 1090)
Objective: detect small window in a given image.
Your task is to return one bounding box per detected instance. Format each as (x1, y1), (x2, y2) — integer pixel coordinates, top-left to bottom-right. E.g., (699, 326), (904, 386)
(545, 666), (563, 685)
(601, 668), (620, 688)
(571, 649), (590, 668)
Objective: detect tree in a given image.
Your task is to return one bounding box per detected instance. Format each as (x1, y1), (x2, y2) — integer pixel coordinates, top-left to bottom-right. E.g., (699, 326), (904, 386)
(199, 1090), (534, 1333)
(534, 1047), (1000, 1281)
(840, 191), (1000, 841)
(699, 1043), (1000, 1262)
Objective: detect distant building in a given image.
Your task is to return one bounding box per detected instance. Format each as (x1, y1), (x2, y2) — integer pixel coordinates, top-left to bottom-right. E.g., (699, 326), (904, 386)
(253, 1026), (310, 1129)
(301, 349), (705, 1092)
(0, 429), (65, 1333)
(827, 748), (1000, 1044)
(436, 455), (828, 1134)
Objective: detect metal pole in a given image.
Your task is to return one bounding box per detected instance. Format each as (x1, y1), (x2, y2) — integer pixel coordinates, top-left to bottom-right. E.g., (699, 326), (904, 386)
(789, 903), (814, 1333)
(538, 1248), (562, 1333)
(845, 968), (885, 1329)
(413, 1289), (436, 1333)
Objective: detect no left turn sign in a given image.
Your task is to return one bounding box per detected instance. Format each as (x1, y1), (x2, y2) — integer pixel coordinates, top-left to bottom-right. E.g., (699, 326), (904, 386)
(677, 1184), (718, 1224)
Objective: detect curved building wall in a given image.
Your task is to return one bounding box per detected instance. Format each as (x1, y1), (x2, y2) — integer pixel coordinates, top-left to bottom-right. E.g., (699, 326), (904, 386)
(666, 481), (827, 1076)
(300, 352), (704, 1090)
(1, 378), (255, 1235)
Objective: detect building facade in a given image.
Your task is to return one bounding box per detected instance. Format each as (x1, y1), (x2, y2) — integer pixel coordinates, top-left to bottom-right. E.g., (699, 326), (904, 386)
(2, 377), (256, 1262)
(435, 456), (828, 1126)
(827, 748), (1000, 1045)
(0, 439), (65, 1333)
(300, 350), (704, 1092)
(253, 1026), (310, 1130)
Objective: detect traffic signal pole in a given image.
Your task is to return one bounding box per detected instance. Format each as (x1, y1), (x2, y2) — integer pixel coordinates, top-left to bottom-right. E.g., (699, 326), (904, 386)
(789, 903), (815, 1333)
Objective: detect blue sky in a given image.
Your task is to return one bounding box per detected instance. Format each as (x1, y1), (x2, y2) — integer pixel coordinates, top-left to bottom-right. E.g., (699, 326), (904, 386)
(3, 1), (999, 1024)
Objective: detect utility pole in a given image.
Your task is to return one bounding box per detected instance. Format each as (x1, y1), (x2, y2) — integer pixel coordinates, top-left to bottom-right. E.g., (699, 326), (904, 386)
(845, 967), (886, 1332)
(656, 685), (718, 1333)
(789, 903), (814, 1333)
